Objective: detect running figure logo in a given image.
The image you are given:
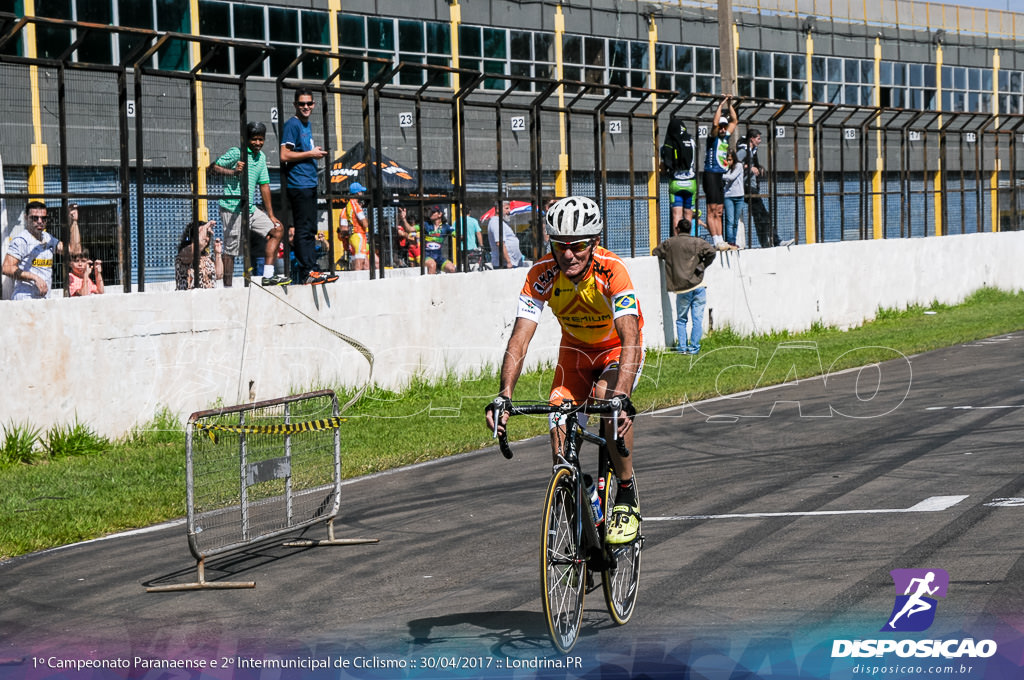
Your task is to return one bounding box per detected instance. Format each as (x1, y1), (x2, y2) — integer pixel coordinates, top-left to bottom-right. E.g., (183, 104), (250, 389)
(882, 568), (949, 632)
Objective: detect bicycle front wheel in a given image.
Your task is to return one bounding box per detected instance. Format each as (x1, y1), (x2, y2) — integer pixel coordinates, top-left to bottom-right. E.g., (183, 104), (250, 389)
(540, 467), (585, 653)
(601, 472), (642, 625)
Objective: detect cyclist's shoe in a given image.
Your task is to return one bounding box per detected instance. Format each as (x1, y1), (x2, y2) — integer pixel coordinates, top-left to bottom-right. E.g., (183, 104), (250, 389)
(261, 274), (291, 286)
(605, 504), (641, 544)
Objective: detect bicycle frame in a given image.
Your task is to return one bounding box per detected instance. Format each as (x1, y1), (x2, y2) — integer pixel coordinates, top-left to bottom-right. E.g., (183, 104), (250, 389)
(494, 398), (630, 565)
(491, 397), (641, 652)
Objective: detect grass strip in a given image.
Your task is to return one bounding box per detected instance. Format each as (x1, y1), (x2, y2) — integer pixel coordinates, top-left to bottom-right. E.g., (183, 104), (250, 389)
(1, 287), (1022, 560)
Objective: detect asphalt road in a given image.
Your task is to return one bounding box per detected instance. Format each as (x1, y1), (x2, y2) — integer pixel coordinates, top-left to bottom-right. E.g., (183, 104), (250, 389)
(2, 332), (1023, 679)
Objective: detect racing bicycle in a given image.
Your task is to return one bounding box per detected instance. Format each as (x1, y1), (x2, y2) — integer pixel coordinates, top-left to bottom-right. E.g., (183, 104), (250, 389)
(490, 397), (643, 653)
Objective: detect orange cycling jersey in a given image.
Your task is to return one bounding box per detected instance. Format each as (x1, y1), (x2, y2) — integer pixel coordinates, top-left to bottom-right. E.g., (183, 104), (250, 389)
(341, 199), (367, 235)
(339, 199), (368, 257)
(517, 246), (643, 350)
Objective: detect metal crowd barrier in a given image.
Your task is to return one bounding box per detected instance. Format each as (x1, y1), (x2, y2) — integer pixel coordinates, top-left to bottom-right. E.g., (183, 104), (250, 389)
(147, 389), (377, 592)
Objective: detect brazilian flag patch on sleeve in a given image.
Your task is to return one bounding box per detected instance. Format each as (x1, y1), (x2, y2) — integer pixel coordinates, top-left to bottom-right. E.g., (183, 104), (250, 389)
(614, 293), (637, 313)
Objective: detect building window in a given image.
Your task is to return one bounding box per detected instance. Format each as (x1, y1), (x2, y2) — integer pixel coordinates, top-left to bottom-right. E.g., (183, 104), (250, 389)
(653, 43), (672, 92)
(458, 24), (507, 89)
(340, 15), (451, 87)
(693, 46), (718, 94)
(34, 0), (72, 60)
(197, 0), (230, 73)
(193, 2), (325, 79)
(567, 35), (690, 98)
(509, 30), (555, 90)
(998, 69), (1023, 115)
(269, 7), (299, 78)
(737, 50), (804, 102)
(562, 34), (608, 93)
(880, 61), (935, 110)
(942, 65), (992, 113)
(69, 0), (110, 63)
(674, 45), (694, 95)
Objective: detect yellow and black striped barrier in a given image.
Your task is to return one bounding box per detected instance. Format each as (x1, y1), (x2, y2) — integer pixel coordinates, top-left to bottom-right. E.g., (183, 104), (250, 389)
(195, 417), (347, 438)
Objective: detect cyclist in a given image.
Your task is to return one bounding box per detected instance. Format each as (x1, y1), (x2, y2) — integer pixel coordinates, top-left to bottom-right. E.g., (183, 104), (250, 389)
(485, 196), (644, 544)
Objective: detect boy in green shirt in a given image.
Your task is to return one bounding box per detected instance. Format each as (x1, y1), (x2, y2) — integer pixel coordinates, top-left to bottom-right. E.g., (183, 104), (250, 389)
(213, 121), (288, 286)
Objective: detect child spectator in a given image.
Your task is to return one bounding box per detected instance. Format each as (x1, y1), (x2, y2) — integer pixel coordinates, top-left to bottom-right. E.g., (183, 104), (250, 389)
(68, 248), (104, 296)
(722, 150), (744, 250)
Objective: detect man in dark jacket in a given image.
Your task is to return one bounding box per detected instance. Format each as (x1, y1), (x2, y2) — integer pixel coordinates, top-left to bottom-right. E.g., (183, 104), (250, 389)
(737, 129), (780, 247)
(652, 219), (717, 354)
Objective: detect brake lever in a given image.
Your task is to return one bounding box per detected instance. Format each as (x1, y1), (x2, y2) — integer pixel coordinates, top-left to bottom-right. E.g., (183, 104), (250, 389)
(608, 396), (630, 458)
(490, 397), (514, 459)
(490, 397), (504, 439)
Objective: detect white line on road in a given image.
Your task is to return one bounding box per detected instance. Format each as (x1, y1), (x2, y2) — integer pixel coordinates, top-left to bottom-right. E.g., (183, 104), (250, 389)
(925, 405), (1024, 411)
(647, 495), (969, 521)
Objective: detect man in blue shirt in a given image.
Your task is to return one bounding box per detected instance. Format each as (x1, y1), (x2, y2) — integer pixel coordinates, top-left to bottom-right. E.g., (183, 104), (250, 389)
(280, 89), (336, 285)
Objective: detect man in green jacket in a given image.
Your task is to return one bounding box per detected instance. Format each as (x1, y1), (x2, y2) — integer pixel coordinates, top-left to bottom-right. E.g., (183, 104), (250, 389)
(652, 220), (717, 354)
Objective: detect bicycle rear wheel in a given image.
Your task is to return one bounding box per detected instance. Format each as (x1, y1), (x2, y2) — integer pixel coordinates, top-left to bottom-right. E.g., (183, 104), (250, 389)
(540, 467), (585, 653)
(600, 470), (642, 625)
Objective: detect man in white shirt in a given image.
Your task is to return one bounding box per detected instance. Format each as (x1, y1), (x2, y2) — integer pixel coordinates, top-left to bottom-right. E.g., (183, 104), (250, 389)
(487, 201), (522, 268)
(3, 201), (64, 299)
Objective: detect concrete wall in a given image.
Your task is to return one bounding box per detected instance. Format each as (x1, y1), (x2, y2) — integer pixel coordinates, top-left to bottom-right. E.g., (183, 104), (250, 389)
(3, 231), (1023, 438)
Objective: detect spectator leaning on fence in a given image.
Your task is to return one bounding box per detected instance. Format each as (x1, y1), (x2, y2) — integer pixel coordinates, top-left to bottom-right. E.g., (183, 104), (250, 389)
(213, 121), (288, 287)
(737, 129), (780, 248)
(397, 206), (422, 265)
(488, 201), (523, 269)
(722, 150), (745, 249)
(457, 206), (482, 255)
(423, 205), (456, 274)
(175, 220), (223, 290)
(652, 217), (717, 355)
(3, 201), (64, 300)
(702, 95), (738, 251)
(660, 116), (698, 239)
(280, 89), (336, 286)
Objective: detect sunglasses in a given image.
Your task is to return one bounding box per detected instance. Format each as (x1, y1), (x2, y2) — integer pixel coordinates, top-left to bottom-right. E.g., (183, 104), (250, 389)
(551, 239), (593, 254)
(297, 101), (315, 108)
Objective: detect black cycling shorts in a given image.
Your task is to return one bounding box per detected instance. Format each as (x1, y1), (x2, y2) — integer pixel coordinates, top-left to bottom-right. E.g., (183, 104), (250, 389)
(702, 172), (724, 205)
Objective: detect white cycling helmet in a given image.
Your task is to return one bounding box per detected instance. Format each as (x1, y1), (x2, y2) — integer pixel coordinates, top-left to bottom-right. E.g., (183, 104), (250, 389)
(545, 196), (603, 238)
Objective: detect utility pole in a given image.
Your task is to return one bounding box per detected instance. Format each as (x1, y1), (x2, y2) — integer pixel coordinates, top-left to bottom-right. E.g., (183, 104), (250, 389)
(718, 0), (735, 95)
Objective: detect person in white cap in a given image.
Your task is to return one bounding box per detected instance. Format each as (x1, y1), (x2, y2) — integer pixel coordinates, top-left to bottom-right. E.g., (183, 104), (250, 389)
(701, 95), (739, 251)
(486, 196), (644, 545)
